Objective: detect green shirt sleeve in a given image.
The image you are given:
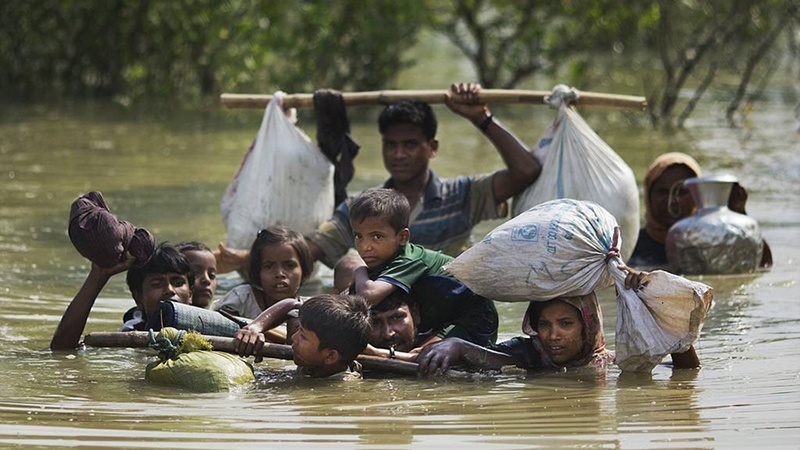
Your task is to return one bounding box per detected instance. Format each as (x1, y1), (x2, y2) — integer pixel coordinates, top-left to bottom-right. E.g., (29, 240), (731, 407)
(376, 243), (453, 293)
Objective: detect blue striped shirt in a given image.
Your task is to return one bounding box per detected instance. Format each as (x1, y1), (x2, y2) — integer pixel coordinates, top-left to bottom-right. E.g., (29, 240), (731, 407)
(308, 170), (507, 268)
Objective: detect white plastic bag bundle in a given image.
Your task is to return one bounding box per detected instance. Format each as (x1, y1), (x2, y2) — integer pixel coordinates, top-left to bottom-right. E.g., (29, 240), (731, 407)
(611, 268), (713, 372)
(447, 198), (713, 373)
(445, 198), (619, 302)
(512, 85), (640, 261)
(221, 92), (334, 250)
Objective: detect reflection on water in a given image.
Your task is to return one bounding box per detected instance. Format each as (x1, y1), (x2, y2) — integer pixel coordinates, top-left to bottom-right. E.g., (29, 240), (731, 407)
(1, 82), (799, 446)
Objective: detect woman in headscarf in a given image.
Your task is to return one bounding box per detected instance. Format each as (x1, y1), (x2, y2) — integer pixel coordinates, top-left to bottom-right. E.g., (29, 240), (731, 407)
(628, 152), (771, 268)
(415, 268), (703, 374)
(628, 152), (702, 267)
(415, 293), (613, 374)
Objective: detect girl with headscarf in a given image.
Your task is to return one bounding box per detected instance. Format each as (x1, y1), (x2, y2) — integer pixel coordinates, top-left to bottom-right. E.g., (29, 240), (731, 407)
(415, 293), (613, 374)
(628, 152), (771, 268)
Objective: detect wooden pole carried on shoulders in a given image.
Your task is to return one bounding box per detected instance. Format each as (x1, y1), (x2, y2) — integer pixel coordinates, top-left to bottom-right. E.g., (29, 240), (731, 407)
(220, 89), (648, 111)
(83, 331), (419, 376)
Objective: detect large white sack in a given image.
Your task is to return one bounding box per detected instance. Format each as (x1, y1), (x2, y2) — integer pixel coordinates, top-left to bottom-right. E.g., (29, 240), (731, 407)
(446, 197), (713, 373)
(611, 267), (713, 372)
(445, 198), (619, 302)
(512, 86), (639, 261)
(221, 92), (334, 250)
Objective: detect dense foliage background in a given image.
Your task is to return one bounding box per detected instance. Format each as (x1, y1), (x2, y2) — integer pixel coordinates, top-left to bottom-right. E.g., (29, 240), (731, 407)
(1, 0), (797, 126)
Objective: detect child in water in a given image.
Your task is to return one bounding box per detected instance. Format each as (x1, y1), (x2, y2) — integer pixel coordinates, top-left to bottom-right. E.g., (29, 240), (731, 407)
(51, 243), (194, 350)
(233, 294), (371, 379)
(212, 226), (313, 320)
(176, 241), (217, 309)
(347, 188), (499, 354)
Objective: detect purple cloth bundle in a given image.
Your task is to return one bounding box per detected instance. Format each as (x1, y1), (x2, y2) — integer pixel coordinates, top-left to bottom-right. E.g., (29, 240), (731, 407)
(68, 191), (155, 267)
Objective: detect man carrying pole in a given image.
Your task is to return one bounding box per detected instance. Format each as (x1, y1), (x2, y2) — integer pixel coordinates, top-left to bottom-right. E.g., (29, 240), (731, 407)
(215, 83), (542, 284)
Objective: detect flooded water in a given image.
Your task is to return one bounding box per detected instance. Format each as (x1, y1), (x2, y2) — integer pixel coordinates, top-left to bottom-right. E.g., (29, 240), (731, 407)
(1, 67), (799, 446)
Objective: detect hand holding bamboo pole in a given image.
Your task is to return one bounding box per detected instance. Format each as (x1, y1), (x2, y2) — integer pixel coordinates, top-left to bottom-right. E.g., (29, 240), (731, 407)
(83, 331), (419, 376)
(220, 89), (648, 111)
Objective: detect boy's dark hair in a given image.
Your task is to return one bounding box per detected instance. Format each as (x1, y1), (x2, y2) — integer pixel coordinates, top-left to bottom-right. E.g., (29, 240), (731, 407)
(370, 290), (414, 314)
(248, 226), (313, 288)
(300, 294), (370, 365)
(175, 241), (212, 253)
(126, 243), (193, 295)
(349, 188), (410, 232)
(378, 100), (437, 141)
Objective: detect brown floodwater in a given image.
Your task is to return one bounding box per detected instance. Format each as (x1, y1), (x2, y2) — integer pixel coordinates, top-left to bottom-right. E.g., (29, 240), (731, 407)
(1, 67), (798, 447)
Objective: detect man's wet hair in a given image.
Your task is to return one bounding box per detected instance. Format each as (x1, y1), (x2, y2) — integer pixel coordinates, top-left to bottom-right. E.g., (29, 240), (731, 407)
(370, 290), (414, 314)
(300, 294), (371, 365)
(378, 100), (437, 141)
(126, 243), (193, 295)
(349, 188), (410, 233)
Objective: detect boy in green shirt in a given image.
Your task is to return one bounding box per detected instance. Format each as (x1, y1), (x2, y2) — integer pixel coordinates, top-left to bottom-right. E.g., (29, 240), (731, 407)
(349, 188), (498, 356)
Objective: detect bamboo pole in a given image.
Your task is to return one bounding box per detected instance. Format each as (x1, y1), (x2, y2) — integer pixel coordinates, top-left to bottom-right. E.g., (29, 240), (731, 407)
(83, 331), (419, 376)
(220, 89), (648, 111)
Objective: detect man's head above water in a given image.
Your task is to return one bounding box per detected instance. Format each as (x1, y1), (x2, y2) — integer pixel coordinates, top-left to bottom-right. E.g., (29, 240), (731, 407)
(369, 291), (419, 352)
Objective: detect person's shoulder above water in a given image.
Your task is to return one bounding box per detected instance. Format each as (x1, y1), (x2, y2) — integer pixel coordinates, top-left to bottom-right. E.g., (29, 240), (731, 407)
(628, 228), (668, 268)
(121, 305), (146, 332)
(415, 293), (610, 374)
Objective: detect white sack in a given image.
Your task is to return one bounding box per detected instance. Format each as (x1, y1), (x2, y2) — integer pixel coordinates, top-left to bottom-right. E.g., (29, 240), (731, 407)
(221, 92), (334, 250)
(612, 267), (713, 372)
(512, 86), (639, 261)
(447, 197), (713, 374)
(445, 198), (619, 302)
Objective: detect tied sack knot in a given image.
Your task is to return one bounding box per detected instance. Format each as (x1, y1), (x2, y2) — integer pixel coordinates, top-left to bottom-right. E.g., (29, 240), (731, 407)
(605, 227), (621, 264)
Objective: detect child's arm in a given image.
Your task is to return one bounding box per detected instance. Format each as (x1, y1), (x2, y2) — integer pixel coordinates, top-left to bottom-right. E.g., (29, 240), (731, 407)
(352, 265), (398, 306)
(50, 255), (135, 351)
(233, 298), (300, 359)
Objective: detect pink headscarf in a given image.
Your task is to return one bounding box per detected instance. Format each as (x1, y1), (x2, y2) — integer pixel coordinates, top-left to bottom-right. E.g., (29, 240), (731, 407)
(521, 293), (609, 368)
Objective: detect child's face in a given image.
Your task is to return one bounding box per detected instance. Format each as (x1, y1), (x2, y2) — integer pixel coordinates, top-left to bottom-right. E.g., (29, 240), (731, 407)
(182, 249), (217, 309)
(258, 243), (303, 305)
(134, 272), (192, 316)
(291, 324), (335, 368)
(537, 300), (585, 365)
(351, 216), (409, 269)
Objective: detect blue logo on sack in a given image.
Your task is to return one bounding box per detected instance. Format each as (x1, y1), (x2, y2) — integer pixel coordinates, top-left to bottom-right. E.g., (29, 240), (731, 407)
(511, 225), (539, 241)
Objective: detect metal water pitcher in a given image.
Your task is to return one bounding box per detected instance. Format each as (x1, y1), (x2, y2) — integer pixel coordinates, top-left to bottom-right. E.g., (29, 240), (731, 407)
(666, 175), (763, 274)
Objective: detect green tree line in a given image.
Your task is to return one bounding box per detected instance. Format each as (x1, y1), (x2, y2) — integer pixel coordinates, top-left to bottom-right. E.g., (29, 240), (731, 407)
(1, 0), (797, 126)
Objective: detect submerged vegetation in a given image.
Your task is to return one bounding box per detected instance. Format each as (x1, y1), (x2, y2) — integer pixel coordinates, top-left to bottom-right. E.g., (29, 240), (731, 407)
(0, 0), (797, 127)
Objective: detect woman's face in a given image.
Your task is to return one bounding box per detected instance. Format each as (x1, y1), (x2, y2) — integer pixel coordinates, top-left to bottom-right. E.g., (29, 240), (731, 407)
(537, 300), (585, 365)
(649, 165), (697, 227)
